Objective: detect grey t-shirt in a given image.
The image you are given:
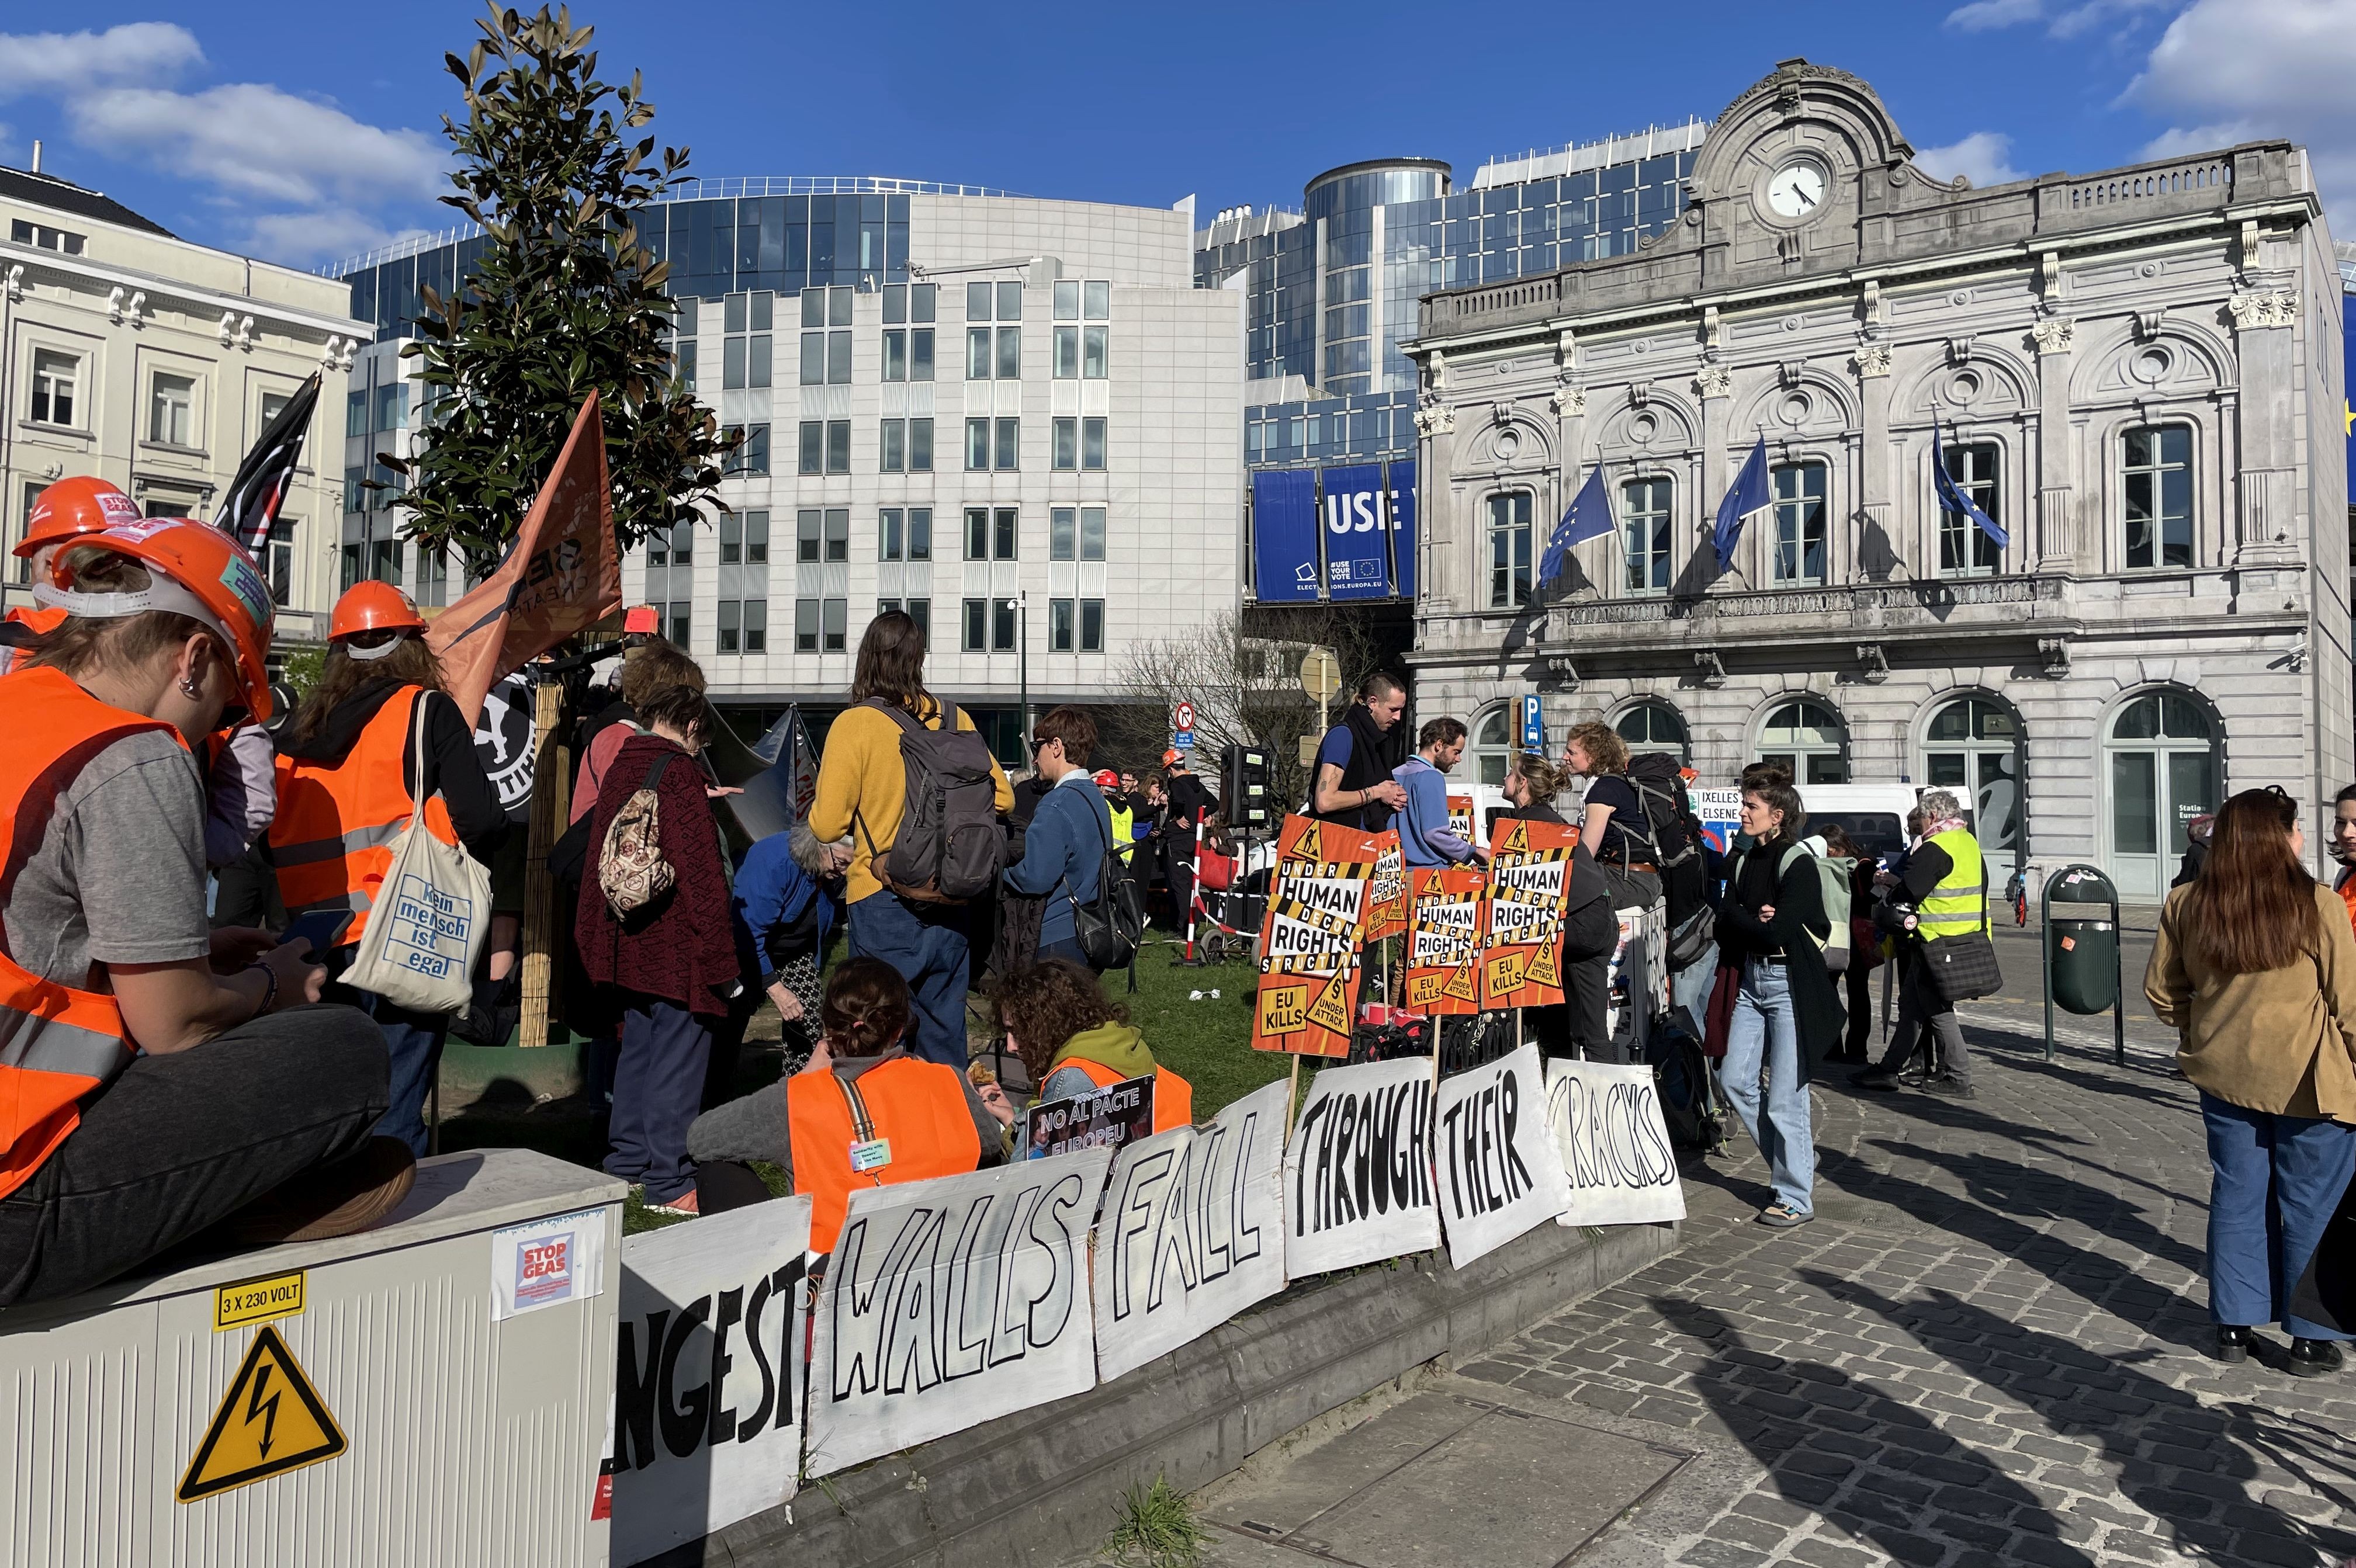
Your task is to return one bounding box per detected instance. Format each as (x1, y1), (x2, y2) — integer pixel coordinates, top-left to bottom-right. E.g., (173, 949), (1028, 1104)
(4, 730), (211, 987)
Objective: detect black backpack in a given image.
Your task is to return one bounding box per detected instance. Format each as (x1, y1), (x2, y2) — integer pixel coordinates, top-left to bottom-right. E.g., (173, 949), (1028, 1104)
(1058, 796), (1145, 971)
(1622, 752), (1700, 872)
(854, 700), (1007, 903)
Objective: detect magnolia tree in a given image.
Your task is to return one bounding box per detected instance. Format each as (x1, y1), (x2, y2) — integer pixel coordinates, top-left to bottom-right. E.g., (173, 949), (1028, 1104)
(386, 4), (734, 574)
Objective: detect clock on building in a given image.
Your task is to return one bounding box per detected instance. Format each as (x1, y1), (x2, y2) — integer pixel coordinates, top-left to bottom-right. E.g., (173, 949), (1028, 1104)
(1766, 161), (1827, 218)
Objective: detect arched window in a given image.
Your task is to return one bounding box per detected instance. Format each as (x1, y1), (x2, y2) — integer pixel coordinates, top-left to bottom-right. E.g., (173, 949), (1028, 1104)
(1614, 700), (1690, 763)
(2105, 690), (2218, 897)
(1922, 696), (2023, 882)
(1486, 492), (1533, 608)
(1756, 698), (1848, 785)
(1470, 705), (1516, 788)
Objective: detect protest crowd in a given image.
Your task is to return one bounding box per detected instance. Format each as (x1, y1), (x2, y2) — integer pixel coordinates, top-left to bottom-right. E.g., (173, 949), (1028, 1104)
(0, 464), (2347, 1508)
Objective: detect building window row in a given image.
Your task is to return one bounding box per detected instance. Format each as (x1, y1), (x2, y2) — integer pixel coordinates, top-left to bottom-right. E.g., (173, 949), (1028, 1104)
(1480, 425), (2196, 608)
(960, 595), (1104, 653)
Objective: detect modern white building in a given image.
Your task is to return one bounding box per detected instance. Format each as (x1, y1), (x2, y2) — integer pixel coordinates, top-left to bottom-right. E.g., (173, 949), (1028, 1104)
(1404, 60), (2349, 898)
(332, 179), (1243, 761)
(0, 157), (364, 641)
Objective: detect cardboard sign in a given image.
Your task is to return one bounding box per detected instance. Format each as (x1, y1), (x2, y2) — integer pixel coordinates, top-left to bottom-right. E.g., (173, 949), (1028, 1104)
(1283, 1056), (1442, 1278)
(805, 1149), (1112, 1478)
(1092, 1080), (1288, 1384)
(1025, 1073), (1156, 1159)
(1480, 818), (1581, 1010)
(1363, 830), (1408, 942)
(1544, 1059), (1688, 1227)
(604, 1198), (813, 1562)
(1252, 815), (1380, 1057)
(1432, 1045), (1572, 1268)
(1402, 865), (1486, 1015)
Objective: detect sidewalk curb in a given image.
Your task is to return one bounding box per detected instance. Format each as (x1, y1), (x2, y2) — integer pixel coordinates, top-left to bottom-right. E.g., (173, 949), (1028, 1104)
(677, 1218), (1681, 1568)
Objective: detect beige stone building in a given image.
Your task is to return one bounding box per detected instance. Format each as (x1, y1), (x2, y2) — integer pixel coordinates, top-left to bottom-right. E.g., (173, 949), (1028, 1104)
(0, 160), (366, 644)
(1403, 61), (2348, 898)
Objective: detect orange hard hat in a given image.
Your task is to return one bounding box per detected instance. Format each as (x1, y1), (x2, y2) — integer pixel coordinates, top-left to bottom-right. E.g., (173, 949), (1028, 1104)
(42, 518), (276, 721)
(15, 475), (142, 557)
(330, 580), (427, 641)
(1161, 748), (1184, 768)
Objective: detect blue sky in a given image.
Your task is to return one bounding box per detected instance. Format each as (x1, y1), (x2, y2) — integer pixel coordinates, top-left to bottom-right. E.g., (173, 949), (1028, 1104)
(3, 0), (2351, 270)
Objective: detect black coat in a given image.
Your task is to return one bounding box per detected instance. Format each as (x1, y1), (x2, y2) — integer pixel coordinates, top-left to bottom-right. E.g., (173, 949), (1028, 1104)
(1715, 842), (1844, 1083)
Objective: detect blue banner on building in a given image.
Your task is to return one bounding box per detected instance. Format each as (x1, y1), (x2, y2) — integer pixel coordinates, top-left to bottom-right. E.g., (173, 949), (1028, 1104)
(1250, 469), (1321, 602)
(1387, 459), (1416, 601)
(1322, 464), (1391, 600)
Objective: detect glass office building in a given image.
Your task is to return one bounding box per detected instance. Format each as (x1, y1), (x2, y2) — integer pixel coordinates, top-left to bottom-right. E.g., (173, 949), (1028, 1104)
(1200, 122), (1708, 599)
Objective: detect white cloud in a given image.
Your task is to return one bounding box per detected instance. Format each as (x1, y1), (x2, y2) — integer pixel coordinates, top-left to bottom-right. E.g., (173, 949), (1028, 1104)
(1945, 0), (2175, 34)
(0, 24), (203, 99)
(0, 21), (446, 267)
(2128, 0), (2356, 231)
(67, 82), (443, 210)
(1915, 131), (2025, 188)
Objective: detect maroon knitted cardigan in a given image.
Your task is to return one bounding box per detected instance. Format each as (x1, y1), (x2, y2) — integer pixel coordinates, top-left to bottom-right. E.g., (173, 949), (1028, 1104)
(574, 733), (738, 1017)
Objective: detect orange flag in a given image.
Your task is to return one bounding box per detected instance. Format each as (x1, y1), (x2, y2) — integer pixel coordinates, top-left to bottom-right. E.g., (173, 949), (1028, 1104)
(428, 390), (621, 726)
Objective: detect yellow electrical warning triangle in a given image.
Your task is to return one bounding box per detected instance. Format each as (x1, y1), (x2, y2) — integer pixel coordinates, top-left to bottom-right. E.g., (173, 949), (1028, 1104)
(178, 1323), (348, 1503)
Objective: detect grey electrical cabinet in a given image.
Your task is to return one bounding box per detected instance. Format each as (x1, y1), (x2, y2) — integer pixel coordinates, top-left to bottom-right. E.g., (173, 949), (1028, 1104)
(0, 1149), (623, 1568)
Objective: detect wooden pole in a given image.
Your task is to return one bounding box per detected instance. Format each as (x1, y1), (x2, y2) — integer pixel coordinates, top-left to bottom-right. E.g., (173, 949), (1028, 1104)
(519, 675), (570, 1047)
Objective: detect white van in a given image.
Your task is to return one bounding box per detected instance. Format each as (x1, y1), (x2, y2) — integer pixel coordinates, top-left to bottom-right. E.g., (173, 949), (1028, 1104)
(1797, 783), (1976, 866)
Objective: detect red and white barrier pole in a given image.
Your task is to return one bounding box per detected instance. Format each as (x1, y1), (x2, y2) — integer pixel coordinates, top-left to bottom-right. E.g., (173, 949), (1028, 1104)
(1183, 817), (1203, 963)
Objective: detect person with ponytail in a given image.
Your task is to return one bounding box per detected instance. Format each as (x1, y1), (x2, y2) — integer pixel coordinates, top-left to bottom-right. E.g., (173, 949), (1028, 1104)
(684, 956), (1007, 1250)
(272, 582), (505, 1156)
(2147, 786), (2356, 1376)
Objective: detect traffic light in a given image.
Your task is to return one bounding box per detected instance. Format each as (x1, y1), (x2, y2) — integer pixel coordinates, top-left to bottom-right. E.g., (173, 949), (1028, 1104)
(1222, 743), (1274, 832)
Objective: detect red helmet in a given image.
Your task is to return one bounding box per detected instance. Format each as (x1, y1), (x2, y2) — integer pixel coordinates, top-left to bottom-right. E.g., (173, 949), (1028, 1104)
(15, 476), (141, 558)
(330, 581), (426, 641)
(623, 605), (660, 635)
(44, 519), (276, 721)
(1160, 748), (1184, 769)
(1092, 769), (1120, 790)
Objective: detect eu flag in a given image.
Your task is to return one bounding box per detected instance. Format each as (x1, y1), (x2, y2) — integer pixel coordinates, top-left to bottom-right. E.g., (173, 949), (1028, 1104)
(1712, 436), (1771, 573)
(1540, 465), (1614, 582)
(1932, 416), (2008, 550)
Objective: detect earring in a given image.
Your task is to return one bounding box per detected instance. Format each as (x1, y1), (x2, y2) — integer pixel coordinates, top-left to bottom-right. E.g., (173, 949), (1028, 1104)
(179, 677), (203, 699)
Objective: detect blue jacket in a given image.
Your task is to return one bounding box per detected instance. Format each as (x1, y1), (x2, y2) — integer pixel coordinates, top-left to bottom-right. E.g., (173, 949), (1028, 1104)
(1005, 776), (1114, 949)
(1394, 756), (1476, 868)
(732, 833), (839, 983)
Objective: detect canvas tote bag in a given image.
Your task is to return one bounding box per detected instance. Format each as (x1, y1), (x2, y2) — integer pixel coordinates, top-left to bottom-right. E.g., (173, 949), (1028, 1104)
(342, 692), (493, 1014)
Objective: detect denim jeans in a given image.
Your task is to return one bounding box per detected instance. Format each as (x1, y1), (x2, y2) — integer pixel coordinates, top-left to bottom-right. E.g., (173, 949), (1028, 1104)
(327, 976), (449, 1157)
(847, 890), (973, 1068)
(605, 993), (712, 1205)
(1721, 958), (1817, 1215)
(2202, 1092), (2355, 1340)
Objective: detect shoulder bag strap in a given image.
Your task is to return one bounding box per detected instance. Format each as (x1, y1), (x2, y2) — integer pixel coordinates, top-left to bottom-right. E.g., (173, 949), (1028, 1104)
(833, 1070), (878, 1142)
(404, 685), (431, 824)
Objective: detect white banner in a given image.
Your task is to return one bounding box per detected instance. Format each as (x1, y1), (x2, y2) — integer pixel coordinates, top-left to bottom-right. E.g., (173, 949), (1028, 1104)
(1283, 1056), (1442, 1278)
(1433, 1043), (1571, 1268)
(1093, 1080), (1289, 1385)
(1546, 1059), (1687, 1227)
(804, 1148), (1112, 1479)
(604, 1196), (813, 1564)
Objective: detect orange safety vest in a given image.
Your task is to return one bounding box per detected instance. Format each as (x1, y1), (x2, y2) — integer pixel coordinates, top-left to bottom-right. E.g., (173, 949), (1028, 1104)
(0, 603), (64, 677)
(269, 685), (458, 949)
(1064, 1055), (1195, 1135)
(0, 666), (176, 1199)
(2338, 869), (2356, 932)
(787, 1057), (983, 1254)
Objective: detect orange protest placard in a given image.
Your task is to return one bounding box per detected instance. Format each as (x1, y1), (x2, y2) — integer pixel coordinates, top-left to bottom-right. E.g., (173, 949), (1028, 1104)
(1252, 814), (1380, 1057)
(1479, 817), (1580, 1010)
(1402, 865), (1485, 1015)
(1363, 829), (1407, 942)
(1446, 794), (1474, 845)
(427, 390), (622, 727)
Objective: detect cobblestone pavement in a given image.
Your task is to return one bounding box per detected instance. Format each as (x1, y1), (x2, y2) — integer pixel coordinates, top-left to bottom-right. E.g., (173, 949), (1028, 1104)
(1450, 998), (2356, 1568)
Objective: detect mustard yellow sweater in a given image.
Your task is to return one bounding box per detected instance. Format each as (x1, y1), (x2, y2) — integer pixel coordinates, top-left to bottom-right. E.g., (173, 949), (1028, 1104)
(809, 698), (1014, 904)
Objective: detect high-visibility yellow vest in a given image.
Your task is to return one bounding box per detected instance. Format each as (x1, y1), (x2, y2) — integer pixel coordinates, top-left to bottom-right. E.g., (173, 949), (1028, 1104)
(1916, 829), (1987, 939)
(1108, 801), (1137, 861)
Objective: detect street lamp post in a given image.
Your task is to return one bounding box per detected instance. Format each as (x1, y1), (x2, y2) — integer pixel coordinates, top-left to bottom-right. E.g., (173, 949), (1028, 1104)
(1015, 591), (1030, 752)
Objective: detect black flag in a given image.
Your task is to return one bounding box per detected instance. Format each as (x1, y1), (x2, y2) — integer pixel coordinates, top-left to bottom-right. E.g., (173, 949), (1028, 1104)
(213, 372), (320, 553)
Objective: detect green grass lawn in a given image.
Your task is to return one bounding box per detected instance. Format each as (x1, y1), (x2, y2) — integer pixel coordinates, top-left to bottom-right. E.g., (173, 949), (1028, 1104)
(443, 927), (1306, 1236)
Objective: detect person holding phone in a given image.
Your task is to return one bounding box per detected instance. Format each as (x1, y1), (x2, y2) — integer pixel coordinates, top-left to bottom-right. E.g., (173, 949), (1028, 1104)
(272, 582), (505, 1156)
(0, 520), (407, 1306)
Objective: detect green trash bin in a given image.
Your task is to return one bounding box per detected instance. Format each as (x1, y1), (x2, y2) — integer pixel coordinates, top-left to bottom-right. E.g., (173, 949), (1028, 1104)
(2049, 914), (2120, 1015)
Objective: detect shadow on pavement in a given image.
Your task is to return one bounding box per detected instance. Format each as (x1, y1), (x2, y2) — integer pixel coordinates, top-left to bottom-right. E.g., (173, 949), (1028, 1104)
(1800, 1269), (2356, 1568)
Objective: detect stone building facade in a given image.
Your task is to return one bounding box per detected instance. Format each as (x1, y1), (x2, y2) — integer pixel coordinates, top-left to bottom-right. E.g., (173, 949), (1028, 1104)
(1402, 60), (2349, 897)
